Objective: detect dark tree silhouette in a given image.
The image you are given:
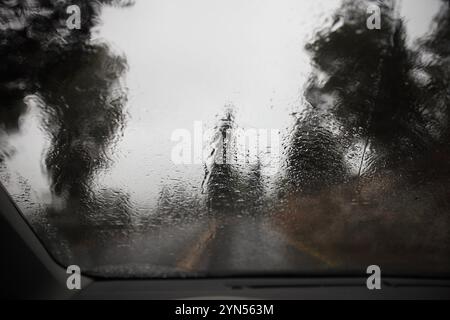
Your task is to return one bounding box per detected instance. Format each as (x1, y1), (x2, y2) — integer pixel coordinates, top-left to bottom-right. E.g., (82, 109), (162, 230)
(286, 0), (449, 192)
(203, 109), (241, 214)
(202, 108), (265, 215)
(0, 0), (134, 268)
(276, 0), (450, 270)
(417, 0), (450, 147)
(303, 0), (424, 172)
(1, 0), (131, 196)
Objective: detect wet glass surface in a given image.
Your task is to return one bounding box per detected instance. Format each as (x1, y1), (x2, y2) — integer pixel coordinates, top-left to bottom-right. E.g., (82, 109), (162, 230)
(1, 0), (449, 278)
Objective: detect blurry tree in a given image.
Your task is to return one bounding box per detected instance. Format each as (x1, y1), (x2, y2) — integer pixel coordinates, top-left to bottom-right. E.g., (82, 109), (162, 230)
(417, 0), (450, 149)
(286, 0), (450, 195)
(204, 109), (241, 214)
(0, 0), (131, 197)
(0, 0), (134, 266)
(203, 108), (265, 216)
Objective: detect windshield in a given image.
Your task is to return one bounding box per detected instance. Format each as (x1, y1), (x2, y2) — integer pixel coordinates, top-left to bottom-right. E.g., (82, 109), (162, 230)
(1, 0), (449, 278)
